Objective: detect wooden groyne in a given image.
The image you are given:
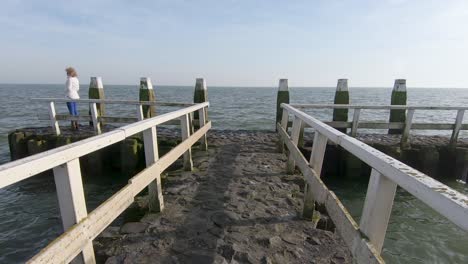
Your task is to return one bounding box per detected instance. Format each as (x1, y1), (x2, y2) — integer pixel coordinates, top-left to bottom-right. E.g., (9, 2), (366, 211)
(0, 77), (467, 263)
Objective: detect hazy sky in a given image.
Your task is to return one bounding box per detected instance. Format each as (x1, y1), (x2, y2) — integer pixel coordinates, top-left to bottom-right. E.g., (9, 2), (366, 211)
(1, 0), (467, 87)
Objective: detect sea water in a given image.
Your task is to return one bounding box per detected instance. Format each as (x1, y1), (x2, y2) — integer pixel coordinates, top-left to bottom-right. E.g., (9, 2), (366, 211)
(0, 84), (467, 263)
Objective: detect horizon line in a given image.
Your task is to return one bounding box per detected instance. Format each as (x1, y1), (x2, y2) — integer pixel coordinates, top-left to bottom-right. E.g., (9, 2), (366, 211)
(1, 83), (468, 89)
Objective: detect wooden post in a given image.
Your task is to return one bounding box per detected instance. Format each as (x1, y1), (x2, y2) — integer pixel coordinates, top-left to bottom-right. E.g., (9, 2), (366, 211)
(180, 114), (193, 171)
(53, 159), (95, 263)
(359, 169), (397, 253)
(389, 79), (407, 134)
(194, 78), (208, 124)
(351, 108), (361, 137)
(333, 79), (349, 133)
(88, 77), (105, 127)
(198, 107), (208, 151)
(48, 101), (61, 135)
(401, 109), (415, 148)
(276, 79), (290, 131)
(450, 110), (465, 146)
(303, 132), (327, 219)
(139, 77), (156, 118)
(287, 116), (302, 174)
(278, 108), (289, 153)
(90, 103), (101, 134)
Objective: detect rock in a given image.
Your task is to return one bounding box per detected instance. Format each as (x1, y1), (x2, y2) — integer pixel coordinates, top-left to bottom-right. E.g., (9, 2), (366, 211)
(105, 256), (122, 264)
(120, 222), (148, 234)
(280, 232), (304, 245)
(233, 251), (254, 264)
(211, 212), (232, 228)
(307, 237), (322, 245)
(261, 256), (273, 264)
(140, 213), (160, 224)
(100, 226), (121, 238)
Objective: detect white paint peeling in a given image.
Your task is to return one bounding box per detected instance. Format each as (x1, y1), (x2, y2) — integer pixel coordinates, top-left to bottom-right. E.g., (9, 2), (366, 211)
(279, 79), (288, 91)
(337, 79), (349, 91)
(196, 78), (207, 90)
(140, 77), (153, 90)
(90, 77), (104, 89)
(393, 79), (406, 92)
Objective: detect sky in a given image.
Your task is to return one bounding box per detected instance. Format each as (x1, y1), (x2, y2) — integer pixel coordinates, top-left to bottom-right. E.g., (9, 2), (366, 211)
(0, 0), (468, 87)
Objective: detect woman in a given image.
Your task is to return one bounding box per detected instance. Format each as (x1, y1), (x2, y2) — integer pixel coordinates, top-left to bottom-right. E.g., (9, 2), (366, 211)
(65, 67), (80, 130)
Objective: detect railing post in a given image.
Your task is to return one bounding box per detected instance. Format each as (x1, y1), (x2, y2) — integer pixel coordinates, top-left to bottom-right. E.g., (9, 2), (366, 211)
(276, 79), (290, 131)
(88, 77), (105, 127)
(303, 132), (327, 219)
(401, 109), (415, 148)
(198, 107), (208, 151)
(48, 101), (61, 135)
(90, 103), (101, 134)
(351, 108), (361, 137)
(137, 107), (164, 212)
(287, 116), (302, 174)
(359, 169), (397, 253)
(333, 79), (349, 133)
(194, 78), (208, 126)
(180, 114), (193, 171)
(53, 158), (95, 263)
(389, 79), (407, 134)
(450, 110), (465, 146)
(139, 77), (156, 118)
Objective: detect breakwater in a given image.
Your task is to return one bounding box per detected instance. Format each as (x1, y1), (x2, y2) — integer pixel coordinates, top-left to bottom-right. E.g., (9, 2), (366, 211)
(0, 79), (468, 264)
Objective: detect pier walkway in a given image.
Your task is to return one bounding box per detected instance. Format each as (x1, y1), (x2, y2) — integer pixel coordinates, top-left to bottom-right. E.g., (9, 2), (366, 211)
(95, 130), (351, 263)
(1, 77), (468, 263)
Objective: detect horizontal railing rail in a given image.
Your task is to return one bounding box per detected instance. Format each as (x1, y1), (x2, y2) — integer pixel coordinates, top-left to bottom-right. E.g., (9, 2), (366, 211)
(289, 104), (467, 146)
(31, 98), (197, 136)
(278, 103), (468, 264)
(0, 102), (210, 263)
(290, 103), (468, 110)
(31, 98), (196, 107)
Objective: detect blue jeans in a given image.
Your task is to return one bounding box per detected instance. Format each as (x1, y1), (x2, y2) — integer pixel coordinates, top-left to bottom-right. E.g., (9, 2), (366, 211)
(66, 102), (79, 116)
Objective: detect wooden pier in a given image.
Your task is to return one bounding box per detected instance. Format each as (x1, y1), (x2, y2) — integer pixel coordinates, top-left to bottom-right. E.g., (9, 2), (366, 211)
(0, 78), (468, 263)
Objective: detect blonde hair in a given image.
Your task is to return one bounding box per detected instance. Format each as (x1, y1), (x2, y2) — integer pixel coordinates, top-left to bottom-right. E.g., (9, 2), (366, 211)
(65, 67), (77, 77)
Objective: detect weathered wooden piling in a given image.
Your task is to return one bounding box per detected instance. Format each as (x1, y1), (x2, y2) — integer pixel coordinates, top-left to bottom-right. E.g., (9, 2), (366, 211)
(88, 77), (105, 126)
(389, 79), (407, 134)
(194, 78), (208, 118)
(8, 131), (29, 160)
(139, 77), (156, 118)
(333, 79), (349, 133)
(276, 79), (290, 130)
(193, 78), (208, 150)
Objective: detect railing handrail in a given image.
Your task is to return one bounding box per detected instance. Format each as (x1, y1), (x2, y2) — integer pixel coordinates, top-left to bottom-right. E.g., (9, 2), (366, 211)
(0, 102), (209, 189)
(31, 98), (196, 107)
(281, 103), (468, 231)
(291, 103), (468, 111)
(279, 103), (468, 262)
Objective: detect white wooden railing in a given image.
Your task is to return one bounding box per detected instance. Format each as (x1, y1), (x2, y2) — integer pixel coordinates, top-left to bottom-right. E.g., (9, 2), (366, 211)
(292, 104), (468, 146)
(31, 98), (197, 135)
(278, 103), (468, 264)
(0, 102), (210, 263)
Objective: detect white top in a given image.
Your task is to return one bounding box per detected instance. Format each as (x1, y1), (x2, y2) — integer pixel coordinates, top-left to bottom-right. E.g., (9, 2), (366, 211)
(66, 77), (80, 99)
(278, 79), (288, 91)
(336, 79), (349, 91)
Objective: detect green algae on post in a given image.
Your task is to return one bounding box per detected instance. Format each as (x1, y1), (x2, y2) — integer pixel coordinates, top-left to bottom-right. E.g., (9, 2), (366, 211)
(276, 79), (290, 131)
(333, 79), (349, 133)
(139, 77), (156, 118)
(389, 79), (407, 134)
(88, 77), (106, 126)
